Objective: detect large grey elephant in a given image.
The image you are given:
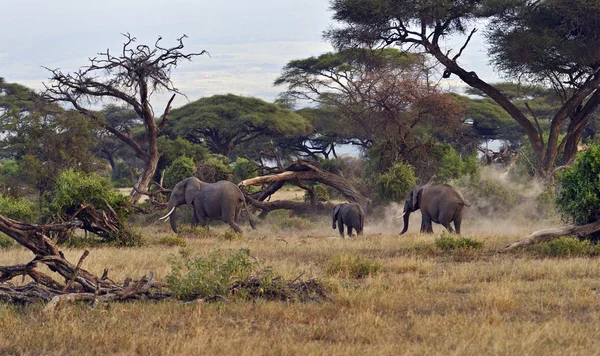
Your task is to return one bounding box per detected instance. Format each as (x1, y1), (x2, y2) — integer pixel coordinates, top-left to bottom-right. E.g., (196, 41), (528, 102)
(332, 202), (365, 238)
(159, 177), (255, 234)
(399, 184), (468, 235)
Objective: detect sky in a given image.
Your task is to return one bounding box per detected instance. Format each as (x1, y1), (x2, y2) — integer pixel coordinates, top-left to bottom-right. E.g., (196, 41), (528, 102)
(0, 0), (499, 111)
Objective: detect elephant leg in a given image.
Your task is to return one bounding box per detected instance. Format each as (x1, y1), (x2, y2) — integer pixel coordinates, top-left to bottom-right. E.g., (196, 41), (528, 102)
(228, 220), (243, 234)
(442, 222), (454, 234)
(347, 225), (353, 237)
(420, 216), (433, 233)
(356, 225), (363, 236)
(338, 218), (345, 237)
(454, 216), (462, 235)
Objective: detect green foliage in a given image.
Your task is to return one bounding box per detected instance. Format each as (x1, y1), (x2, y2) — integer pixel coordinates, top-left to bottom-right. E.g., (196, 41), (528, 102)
(156, 137), (209, 181)
(232, 157), (257, 183)
(167, 248), (254, 300)
(375, 163), (417, 203)
(166, 248), (292, 302)
(303, 183), (330, 202)
(436, 145), (480, 183)
(0, 234), (14, 248)
(542, 238), (598, 258)
(435, 234), (484, 252)
(163, 156), (196, 189)
(556, 144), (600, 225)
(48, 169), (131, 220)
(219, 230), (242, 241)
(165, 94), (312, 156)
(196, 154), (233, 182)
(0, 194), (36, 222)
(326, 253), (382, 279)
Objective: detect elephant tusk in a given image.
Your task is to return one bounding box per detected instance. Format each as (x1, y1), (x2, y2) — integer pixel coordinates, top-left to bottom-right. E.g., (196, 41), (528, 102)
(395, 212), (406, 219)
(159, 206), (176, 221)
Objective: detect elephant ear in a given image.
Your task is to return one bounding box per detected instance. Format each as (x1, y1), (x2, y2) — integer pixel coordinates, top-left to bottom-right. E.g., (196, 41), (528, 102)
(185, 180), (202, 205)
(332, 204), (341, 228)
(412, 187), (423, 211)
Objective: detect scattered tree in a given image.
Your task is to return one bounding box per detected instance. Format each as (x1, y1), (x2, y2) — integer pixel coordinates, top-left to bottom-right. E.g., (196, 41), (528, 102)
(326, 0), (600, 179)
(42, 34), (208, 203)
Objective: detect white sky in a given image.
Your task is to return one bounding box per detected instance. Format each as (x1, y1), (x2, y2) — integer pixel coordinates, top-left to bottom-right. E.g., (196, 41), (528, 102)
(0, 0), (499, 111)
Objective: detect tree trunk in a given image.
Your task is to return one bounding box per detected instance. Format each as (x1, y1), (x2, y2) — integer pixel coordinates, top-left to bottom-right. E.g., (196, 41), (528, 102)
(239, 161), (370, 210)
(129, 154), (159, 204)
(500, 220), (600, 252)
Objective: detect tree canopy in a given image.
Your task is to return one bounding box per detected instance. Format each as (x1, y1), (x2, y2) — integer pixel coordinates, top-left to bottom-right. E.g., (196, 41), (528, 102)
(164, 94), (313, 157)
(327, 0), (600, 178)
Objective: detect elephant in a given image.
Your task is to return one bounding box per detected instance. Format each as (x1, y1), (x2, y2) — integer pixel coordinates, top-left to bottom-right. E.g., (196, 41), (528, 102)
(332, 202), (365, 238)
(399, 184), (468, 235)
(159, 177), (255, 234)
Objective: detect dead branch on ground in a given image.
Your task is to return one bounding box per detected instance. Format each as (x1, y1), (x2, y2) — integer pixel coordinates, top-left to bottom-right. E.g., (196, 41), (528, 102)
(500, 219), (600, 252)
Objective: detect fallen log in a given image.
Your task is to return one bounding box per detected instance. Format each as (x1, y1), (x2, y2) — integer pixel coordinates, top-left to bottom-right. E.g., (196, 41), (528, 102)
(0, 213), (170, 307)
(239, 161), (369, 217)
(500, 219), (600, 252)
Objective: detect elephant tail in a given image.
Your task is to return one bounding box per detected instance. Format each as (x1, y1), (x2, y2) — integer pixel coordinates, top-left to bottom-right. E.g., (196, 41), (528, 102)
(242, 196), (256, 230)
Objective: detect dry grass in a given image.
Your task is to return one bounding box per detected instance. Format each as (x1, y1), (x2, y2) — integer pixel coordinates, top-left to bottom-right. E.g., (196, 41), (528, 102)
(2, 213), (600, 355)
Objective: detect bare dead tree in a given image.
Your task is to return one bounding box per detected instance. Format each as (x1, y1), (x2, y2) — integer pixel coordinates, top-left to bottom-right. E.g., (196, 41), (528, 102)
(0, 215), (169, 307)
(42, 33), (208, 204)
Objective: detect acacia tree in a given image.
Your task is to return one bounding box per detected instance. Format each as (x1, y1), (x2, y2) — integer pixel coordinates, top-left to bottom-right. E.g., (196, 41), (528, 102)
(43, 34), (208, 203)
(164, 94), (313, 157)
(275, 48), (468, 173)
(326, 0), (600, 179)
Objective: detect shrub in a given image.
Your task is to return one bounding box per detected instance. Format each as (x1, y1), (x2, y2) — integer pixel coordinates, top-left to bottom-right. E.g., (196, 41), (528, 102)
(375, 163), (417, 203)
(166, 248), (297, 301)
(163, 156), (196, 189)
(435, 234), (484, 251)
(232, 157), (257, 183)
(167, 248), (255, 300)
(0, 234), (14, 248)
(0, 194), (36, 222)
(542, 237), (595, 257)
(326, 253), (382, 278)
(196, 154), (233, 182)
(436, 146), (479, 183)
(556, 143), (600, 225)
(46, 169), (137, 246)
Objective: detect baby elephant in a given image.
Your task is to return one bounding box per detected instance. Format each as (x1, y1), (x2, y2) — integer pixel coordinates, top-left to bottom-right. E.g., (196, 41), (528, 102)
(332, 203), (365, 238)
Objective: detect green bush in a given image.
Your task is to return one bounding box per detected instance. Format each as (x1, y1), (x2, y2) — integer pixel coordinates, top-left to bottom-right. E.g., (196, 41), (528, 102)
(556, 144), (600, 225)
(326, 253), (382, 278)
(542, 237), (596, 257)
(0, 194), (36, 222)
(163, 156), (196, 189)
(46, 169), (137, 246)
(436, 146), (479, 183)
(232, 157), (257, 183)
(435, 234), (484, 251)
(166, 248), (291, 301)
(49, 169), (132, 220)
(197, 154), (233, 182)
(167, 248), (255, 300)
(375, 163), (417, 203)
(0, 234), (14, 248)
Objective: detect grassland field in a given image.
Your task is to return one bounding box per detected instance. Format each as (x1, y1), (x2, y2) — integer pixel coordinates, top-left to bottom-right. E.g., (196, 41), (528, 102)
(1, 188), (600, 355)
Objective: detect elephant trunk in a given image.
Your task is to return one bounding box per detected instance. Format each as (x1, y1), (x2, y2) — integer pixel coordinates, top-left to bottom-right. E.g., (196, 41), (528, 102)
(167, 200), (179, 233)
(400, 203), (411, 235)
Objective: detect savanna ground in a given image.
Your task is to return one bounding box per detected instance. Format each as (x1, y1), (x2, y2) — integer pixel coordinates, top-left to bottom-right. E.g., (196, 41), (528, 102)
(1, 195), (600, 355)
